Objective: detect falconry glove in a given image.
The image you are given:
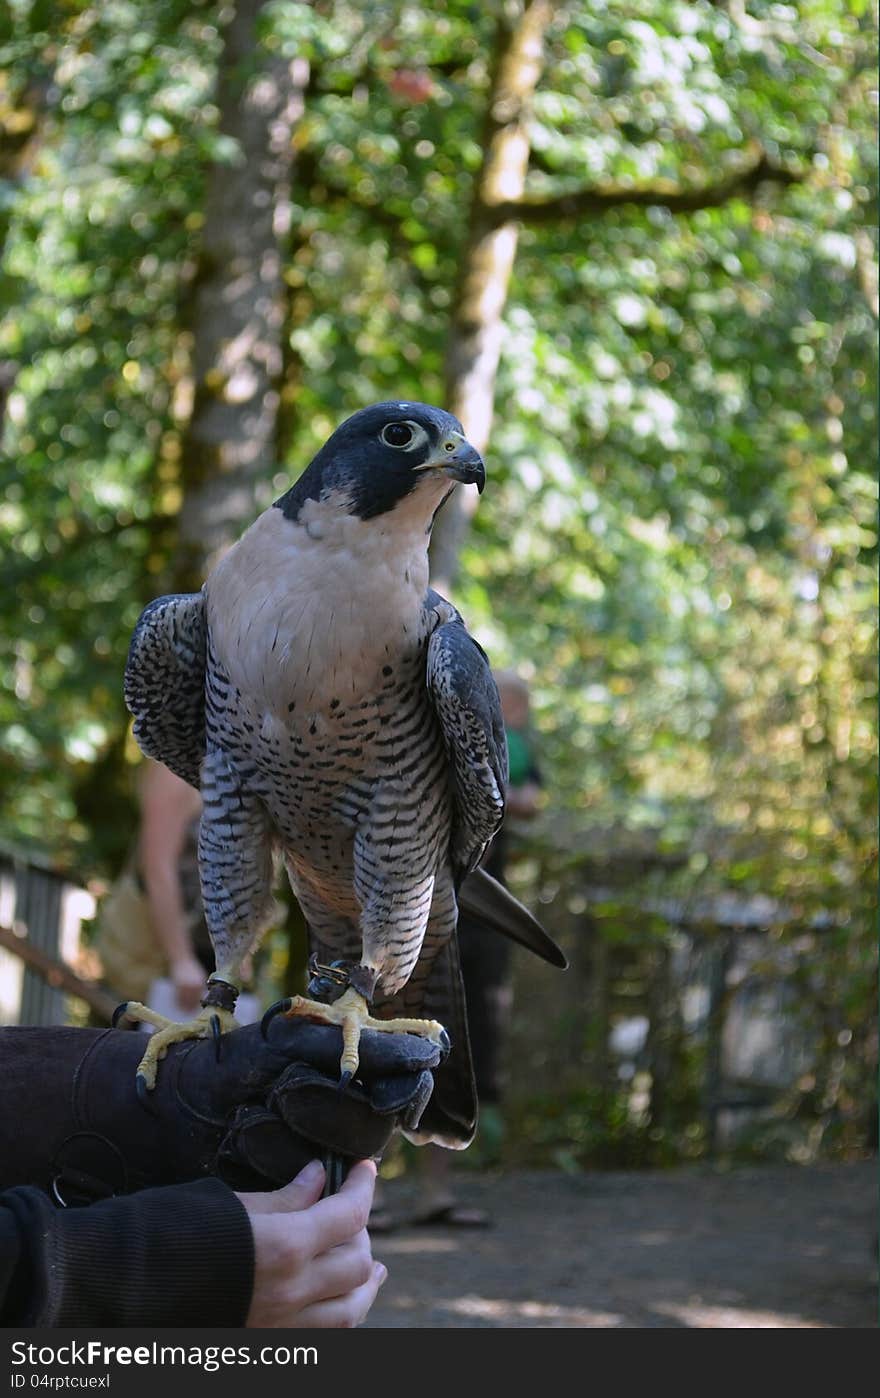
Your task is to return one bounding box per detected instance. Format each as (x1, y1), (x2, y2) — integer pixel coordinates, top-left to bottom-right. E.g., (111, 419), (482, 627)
(0, 1022), (440, 1204)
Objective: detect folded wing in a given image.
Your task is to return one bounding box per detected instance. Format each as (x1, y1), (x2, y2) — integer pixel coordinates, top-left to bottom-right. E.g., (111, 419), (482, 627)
(425, 597), (507, 883)
(123, 592), (207, 790)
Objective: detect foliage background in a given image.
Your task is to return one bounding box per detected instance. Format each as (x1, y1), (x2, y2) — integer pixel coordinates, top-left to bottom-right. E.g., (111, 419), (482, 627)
(0, 0), (876, 1167)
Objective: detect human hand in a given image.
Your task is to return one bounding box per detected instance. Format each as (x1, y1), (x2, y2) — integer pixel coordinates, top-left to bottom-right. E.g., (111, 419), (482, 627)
(170, 953), (207, 1011)
(239, 1159), (386, 1328)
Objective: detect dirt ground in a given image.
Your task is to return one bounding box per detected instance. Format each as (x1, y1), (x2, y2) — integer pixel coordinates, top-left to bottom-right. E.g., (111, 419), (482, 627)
(366, 1160), (877, 1328)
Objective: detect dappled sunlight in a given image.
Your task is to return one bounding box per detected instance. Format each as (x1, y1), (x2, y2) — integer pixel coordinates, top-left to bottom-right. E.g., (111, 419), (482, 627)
(435, 1295), (625, 1327)
(375, 1235), (461, 1256)
(366, 1163), (876, 1329)
(652, 1303), (830, 1330)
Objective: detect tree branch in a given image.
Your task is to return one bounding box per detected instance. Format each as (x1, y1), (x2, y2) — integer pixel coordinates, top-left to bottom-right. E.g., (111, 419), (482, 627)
(491, 150), (803, 227)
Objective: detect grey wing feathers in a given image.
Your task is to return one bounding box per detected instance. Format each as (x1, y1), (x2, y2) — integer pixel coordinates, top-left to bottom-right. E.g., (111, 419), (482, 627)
(123, 592), (207, 789)
(426, 602), (507, 881)
(378, 937), (477, 1149)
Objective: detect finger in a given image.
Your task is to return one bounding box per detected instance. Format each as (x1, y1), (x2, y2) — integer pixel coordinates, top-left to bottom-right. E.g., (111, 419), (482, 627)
(296, 1159), (377, 1254)
(237, 1158), (326, 1217)
(293, 1262), (387, 1330)
(294, 1229), (373, 1306)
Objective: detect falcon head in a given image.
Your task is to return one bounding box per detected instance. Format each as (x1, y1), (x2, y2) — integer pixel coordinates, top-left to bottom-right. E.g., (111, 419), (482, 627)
(275, 401), (485, 526)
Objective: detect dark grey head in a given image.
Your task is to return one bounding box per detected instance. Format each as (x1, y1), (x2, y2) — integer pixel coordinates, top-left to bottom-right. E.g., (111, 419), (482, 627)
(275, 401), (485, 524)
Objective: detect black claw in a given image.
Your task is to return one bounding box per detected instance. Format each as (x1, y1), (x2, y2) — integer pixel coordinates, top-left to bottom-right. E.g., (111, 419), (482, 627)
(111, 1002), (130, 1029)
(211, 1013), (222, 1061)
(261, 998), (292, 1040)
(337, 1070), (353, 1096)
(136, 1073), (158, 1116)
(323, 1151), (345, 1198)
(438, 1028), (451, 1058)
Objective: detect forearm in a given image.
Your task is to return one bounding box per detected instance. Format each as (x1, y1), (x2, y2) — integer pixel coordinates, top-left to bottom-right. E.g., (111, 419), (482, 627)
(0, 1179), (253, 1326)
(0, 1028), (110, 1193)
(137, 762), (201, 967)
(0, 1028), (206, 1195)
(140, 865), (196, 964)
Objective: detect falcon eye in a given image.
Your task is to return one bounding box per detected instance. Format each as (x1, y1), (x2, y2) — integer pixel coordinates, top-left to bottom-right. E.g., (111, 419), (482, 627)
(381, 422), (415, 448)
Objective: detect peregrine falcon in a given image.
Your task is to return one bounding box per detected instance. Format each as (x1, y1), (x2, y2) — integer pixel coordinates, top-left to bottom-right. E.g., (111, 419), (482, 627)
(120, 401), (564, 1147)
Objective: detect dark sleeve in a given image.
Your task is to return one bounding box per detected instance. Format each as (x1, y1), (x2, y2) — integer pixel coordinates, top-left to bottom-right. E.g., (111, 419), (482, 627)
(0, 1177), (254, 1326)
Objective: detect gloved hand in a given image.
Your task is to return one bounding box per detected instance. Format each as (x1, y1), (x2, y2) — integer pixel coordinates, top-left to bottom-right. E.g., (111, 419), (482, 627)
(0, 1021), (440, 1204)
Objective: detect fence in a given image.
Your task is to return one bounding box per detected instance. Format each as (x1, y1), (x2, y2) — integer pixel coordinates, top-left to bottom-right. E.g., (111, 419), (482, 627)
(0, 844), (99, 1025)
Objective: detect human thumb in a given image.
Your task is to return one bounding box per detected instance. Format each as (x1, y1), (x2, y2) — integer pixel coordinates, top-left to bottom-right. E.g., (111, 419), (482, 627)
(235, 1158), (326, 1217)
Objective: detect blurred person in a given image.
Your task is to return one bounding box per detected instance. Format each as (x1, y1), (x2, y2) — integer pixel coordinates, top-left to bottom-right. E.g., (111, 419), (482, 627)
(137, 758), (209, 1012)
(0, 1017), (442, 1326)
(135, 759), (260, 1024)
(406, 670), (542, 1229)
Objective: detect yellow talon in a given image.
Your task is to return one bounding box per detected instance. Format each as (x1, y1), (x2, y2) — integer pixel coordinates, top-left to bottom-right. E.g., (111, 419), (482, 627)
(116, 1002), (239, 1089)
(282, 987), (447, 1081)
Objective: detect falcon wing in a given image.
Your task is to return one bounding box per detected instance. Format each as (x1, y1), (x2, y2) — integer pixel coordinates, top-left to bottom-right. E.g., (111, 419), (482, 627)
(425, 594), (507, 882)
(123, 591), (207, 789)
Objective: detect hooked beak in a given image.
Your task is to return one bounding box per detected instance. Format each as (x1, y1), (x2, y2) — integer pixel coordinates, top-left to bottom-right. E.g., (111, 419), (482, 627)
(442, 439), (485, 494)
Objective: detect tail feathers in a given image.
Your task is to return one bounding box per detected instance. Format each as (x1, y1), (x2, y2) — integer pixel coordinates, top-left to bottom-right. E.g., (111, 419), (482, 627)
(459, 866), (568, 969)
(381, 937), (477, 1150)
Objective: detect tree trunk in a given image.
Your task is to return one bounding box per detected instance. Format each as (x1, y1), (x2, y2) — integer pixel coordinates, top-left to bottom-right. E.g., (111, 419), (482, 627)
(0, 67), (56, 428)
(430, 0), (553, 594)
(175, 0), (309, 589)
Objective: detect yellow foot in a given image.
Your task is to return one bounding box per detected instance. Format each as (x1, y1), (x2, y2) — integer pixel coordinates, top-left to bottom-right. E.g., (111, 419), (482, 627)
(114, 1002), (239, 1091)
(268, 987), (448, 1083)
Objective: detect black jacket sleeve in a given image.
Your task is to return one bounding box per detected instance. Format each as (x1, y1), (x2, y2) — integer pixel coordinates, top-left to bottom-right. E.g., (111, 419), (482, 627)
(0, 1177), (254, 1326)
